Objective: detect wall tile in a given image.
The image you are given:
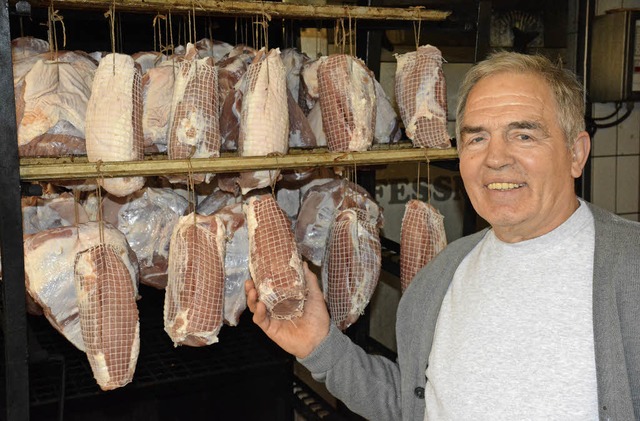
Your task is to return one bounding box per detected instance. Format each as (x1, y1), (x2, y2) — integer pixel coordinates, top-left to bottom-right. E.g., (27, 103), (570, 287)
(617, 106), (640, 155)
(591, 156), (617, 212)
(596, 0), (623, 15)
(616, 155), (640, 213)
(591, 103), (619, 156)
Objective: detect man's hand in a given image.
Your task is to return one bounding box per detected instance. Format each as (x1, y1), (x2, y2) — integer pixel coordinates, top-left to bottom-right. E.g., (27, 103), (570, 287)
(245, 262), (330, 359)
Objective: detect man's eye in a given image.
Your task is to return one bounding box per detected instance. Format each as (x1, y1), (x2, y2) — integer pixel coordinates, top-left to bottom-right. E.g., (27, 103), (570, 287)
(515, 134), (533, 141)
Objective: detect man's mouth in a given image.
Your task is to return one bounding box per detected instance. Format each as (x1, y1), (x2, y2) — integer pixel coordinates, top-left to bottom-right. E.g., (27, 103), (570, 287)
(487, 182), (525, 191)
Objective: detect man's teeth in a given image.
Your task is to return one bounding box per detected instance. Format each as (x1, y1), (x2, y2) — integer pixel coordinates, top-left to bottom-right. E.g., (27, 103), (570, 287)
(487, 182), (524, 190)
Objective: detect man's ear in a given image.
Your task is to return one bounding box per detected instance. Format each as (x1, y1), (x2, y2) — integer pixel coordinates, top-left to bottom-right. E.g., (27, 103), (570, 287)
(571, 131), (591, 179)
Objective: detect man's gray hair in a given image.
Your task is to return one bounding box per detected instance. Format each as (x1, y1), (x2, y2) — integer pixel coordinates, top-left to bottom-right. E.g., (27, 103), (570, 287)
(455, 51), (585, 149)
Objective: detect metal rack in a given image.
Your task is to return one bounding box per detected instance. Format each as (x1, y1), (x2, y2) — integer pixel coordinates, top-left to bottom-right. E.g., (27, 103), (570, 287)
(0, 1), (459, 420)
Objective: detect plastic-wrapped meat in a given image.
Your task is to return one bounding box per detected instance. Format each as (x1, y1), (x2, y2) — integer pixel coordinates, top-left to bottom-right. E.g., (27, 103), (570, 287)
(12, 37), (50, 129)
(195, 188), (238, 216)
(281, 48), (310, 106)
(22, 192), (89, 235)
(317, 54), (376, 152)
(142, 59), (178, 153)
(86, 53), (145, 197)
(195, 38), (234, 62)
(23, 222), (139, 354)
(394, 45), (450, 148)
(101, 188), (189, 290)
(400, 200), (447, 292)
(219, 85), (242, 152)
(244, 195), (305, 320)
(298, 58), (321, 115)
(215, 203), (250, 326)
(322, 208), (381, 331)
(295, 178), (382, 267)
(287, 89), (316, 148)
(373, 78), (401, 144)
(74, 228), (140, 391)
(237, 48), (289, 194)
(132, 51), (166, 75)
(18, 51), (97, 157)
(168, 44), (220, 184)
(164, 213), (226, 346)
(307, 102), (326, 147)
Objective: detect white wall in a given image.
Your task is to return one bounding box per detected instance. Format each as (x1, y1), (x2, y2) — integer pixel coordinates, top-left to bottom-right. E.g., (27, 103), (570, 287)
(591, 0), (640, 221)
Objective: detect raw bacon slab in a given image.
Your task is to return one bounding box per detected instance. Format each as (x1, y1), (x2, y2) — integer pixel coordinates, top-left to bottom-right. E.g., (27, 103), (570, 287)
(400, 200), (447, 292)
(244, 195), (305, 320)
(237, 48), (289, 194)
(317, 54), (376, 152)
(86, 53), (145, 196)
(322, 208), (381, 331)
(395, 45), (450, 148)
(164, 213), (226, 346)
(74, 241), (140, 391)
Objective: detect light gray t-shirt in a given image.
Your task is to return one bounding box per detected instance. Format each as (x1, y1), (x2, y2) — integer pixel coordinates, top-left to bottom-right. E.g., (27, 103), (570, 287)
(424, 200), (598, 420)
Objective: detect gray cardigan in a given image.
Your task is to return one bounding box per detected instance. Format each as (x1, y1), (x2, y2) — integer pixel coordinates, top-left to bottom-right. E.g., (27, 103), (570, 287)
(300, 203), (640, 420)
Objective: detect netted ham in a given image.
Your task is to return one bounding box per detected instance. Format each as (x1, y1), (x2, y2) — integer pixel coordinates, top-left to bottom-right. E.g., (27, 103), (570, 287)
(142, 59), (178, 153)
(24, 222), (138, 355)
(74, 236), (140, 391)
(245, 195), (305, 320)
(86, 53), (145, 197)
(322, 208), (381, 331)
(102, 187), (189, 290)
(295, 178), (382, 266)
(164, 213), (226, 346)
(317, 54), (376, 152)
(168, 44), (220, 184)
(237, 48), (289, 194)
(395, 45), (450, 148)
(400, 200), (447, 292)
(18, 51), (97, 157)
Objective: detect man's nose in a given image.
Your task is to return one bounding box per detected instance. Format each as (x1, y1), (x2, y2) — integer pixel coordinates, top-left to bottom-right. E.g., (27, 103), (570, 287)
(485, 137), (513, 170)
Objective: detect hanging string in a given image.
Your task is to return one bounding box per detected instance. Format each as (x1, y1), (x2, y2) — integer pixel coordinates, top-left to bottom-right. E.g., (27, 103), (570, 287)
(191, 1), (198, 45)
(416, 162), (421, 202)
(412, 6), (423, 49)
(96, 174), (105, 245)
(187, 159), (197, 220)
(73, 188), (81, 227)
(425, 153), (431, 204)
(47, 2), (66, 57)
(104, 1), (116, 73)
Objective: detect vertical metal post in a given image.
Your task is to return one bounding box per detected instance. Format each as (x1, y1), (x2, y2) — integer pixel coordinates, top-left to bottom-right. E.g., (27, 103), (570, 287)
(475, 1), (492, 62)
(0, 1), (30, 420)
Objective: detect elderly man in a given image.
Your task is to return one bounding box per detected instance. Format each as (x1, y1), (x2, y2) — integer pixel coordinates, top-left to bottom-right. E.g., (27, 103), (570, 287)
(246, 52), (640, 420)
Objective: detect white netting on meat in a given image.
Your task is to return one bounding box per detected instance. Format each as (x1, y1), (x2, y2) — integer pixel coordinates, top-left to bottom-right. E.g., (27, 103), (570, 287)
(317, 54), (376, 152)
(168, 56), (220, 161)
(245, 195), (305, 320)
(74, 243), (140, 391)
(394, 45), (451, 149)
(400, 200), (447, 292)
(322, 207), (381, 331)
(164, 214), (226, 347)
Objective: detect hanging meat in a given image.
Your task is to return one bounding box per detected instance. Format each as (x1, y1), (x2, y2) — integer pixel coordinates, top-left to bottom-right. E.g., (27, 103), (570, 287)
(317, 54), (376, 152)
(164, 213), (226, 346)
(23, 222), (138, 354)
(244, 195), (305, 320)
(74, 228), (140, 391)
(142, 59), (178, 153)
(237, 48), (289, 194)
(298, 58), (321, 115)
(22, 191), (89, 235)
(322, 208), (381, 331)
(394, 45), (450, 148)
(400, 199), (447, 292)
(295, 178), (382, 267)
(85, 53), (145, 197)
(215, 203), (250, 326)
(101, 187), (189, 290)
(17, 51), (97, 157)
(167, 44), (220, 184)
